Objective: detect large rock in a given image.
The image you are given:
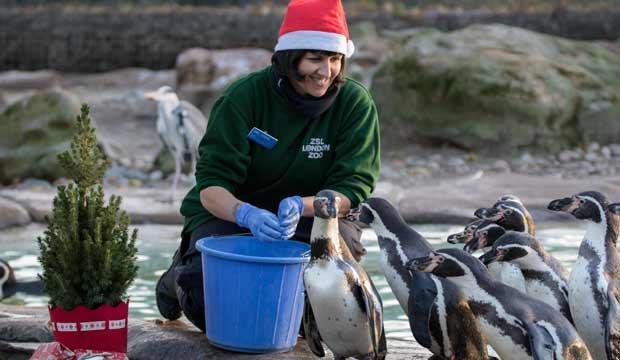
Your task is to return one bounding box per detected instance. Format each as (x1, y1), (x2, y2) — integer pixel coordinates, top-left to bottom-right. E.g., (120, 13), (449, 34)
(0, 197), (30, 229)
(0, 70), (61, 91)
(0, 89), (80, 184)
(372, 24), (620, 152)
(175, 47), (272, 114)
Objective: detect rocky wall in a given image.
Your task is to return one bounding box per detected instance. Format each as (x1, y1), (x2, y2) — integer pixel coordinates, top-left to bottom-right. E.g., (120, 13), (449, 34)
(1, 6), (620, 72)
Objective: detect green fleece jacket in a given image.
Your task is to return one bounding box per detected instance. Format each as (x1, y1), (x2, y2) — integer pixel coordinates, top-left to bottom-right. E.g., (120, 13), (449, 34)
(180, 66), (380, 235)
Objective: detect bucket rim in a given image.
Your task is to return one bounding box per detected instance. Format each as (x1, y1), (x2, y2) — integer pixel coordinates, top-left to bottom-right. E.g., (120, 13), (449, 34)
(195, 236), (310, 264)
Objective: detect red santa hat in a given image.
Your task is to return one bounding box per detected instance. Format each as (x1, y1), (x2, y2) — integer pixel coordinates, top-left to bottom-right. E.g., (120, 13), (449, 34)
(274, 0), (355, 58)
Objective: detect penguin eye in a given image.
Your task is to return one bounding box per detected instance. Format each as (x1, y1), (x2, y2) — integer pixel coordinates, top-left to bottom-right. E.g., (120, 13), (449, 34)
(504, 209), (513, 215)
(437, 257), (445, 263)
(578, 198), (586, 205)
(481, 231), (488, 236)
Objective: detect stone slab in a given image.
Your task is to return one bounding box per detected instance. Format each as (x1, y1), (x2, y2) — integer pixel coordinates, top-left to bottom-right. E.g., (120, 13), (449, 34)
(0, 305), (431, 360)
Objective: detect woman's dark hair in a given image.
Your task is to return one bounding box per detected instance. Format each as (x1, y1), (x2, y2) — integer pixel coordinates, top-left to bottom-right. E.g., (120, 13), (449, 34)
(271, 49), (346, 85)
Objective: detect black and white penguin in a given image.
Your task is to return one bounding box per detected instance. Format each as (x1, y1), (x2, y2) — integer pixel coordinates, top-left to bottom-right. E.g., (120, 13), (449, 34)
(548, 191), (620, 360)
(464, 221), (527, 293)
(0, 258), (43, 299)
(303, 190), (387, 360)
(475, 195), (536, 236)
(353, 197), (490, 360)
(408, 248), (592, 360)
(478, 231), (573, 323)
(462, 220), (507, 253)
(447, 218), (486, 244)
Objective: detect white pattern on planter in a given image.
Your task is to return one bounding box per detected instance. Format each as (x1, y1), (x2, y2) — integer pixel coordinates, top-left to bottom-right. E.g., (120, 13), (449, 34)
(109, 319), (126, 329)
(55, 322), (77, 332)
(80, 321), (106, 331)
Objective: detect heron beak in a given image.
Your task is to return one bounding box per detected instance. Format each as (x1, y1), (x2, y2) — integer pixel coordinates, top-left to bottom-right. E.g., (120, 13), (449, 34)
(144, 91), (158, 100)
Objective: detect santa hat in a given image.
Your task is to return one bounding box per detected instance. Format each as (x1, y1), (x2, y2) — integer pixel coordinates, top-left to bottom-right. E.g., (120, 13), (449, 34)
(274, 0), (355, 58)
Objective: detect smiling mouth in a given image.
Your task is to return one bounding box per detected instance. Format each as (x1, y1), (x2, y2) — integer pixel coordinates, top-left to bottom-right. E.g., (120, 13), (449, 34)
(308, 76), (329, 85)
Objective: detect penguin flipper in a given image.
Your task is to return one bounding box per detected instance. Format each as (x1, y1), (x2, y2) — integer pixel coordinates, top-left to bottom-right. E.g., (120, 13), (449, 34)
(523, 321), (557, 360)
(15, 279), (44, 295)
(302, 294), (325, 357)
(354, 277), (385, 359)
(376, 324), (388, 360)
(604, 280), (620, 359)
(368, 278), (388, 360)
(407, 272), (436, 350)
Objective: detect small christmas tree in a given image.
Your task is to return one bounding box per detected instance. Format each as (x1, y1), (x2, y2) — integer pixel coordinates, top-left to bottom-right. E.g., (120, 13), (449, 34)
(38, 104), (138, 310)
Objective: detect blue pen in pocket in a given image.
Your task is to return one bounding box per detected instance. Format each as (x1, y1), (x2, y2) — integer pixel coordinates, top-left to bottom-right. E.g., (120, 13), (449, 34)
(247, 127), (278, 149)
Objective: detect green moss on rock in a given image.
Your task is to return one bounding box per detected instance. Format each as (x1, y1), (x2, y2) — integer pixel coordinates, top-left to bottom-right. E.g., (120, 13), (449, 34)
(372, 24), (620, 152)
(0, 89), (80, 183)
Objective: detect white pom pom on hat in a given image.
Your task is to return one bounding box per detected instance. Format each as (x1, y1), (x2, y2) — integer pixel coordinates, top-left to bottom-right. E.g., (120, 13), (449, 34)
(274, 0), (355, 58)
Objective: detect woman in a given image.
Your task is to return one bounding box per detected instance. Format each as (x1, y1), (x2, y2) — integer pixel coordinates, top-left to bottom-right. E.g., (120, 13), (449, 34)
(156, 0), (381, 331)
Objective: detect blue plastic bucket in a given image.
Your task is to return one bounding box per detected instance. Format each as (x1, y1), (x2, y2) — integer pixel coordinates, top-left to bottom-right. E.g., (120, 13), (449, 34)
(195, 236), (310, 353)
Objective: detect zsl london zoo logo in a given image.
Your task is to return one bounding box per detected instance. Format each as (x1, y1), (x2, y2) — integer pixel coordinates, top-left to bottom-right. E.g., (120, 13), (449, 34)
(302, 137), (330, 159)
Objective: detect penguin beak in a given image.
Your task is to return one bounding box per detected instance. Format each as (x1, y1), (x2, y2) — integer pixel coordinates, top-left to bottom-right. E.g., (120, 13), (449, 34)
(464, 237), (483, 253)
(407, 252), (442, 273)
(463, 229), (487, 253)
(475, 207), (501, 220)
(479, 248), (502, 265)
(610, 203), (620, 215)
(313, 196), (338, 219)
(447, 231), (470, 244)
(345, 206), (362, 222)
(547, 197), (577, 212)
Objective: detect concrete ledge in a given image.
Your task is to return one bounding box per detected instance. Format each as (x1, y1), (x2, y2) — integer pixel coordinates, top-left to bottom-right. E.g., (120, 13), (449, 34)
(2, 172), (619, 229)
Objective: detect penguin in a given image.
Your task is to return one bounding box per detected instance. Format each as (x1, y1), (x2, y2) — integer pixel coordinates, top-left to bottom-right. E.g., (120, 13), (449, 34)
(548, 191), (620, 360)
(446, 218), (486, 244)
(478, 231), (573, 323)
(475, 195), (536, 236)
(408, 248), (592, 360)
(464, 221), (527, 293)
(303, 190), (387, 360)
(462, 220), (507, 254)
(0, 258), (43, 299)
(352, 197), (490, 360)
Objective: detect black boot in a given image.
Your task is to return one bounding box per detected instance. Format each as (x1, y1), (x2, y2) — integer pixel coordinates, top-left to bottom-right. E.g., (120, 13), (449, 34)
(156, 249), (182, 320)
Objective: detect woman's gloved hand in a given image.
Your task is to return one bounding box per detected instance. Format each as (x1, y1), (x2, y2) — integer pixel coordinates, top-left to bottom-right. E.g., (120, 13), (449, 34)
(278, 196), (304, 239)
(235, 202), (283, 241)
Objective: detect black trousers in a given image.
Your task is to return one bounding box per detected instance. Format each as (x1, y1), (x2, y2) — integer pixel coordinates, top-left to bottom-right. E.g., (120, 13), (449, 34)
(173, 217), (364, 331)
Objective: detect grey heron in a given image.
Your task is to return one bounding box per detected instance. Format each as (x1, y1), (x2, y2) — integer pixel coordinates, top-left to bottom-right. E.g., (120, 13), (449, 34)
(144, 86), (208, 202)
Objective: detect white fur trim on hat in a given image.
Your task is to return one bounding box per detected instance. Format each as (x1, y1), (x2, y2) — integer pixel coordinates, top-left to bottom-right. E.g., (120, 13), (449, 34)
(275, 30), (355, 58)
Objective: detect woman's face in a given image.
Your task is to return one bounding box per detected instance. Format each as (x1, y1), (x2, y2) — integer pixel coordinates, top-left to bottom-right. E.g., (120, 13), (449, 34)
(291, 52), (343, 98)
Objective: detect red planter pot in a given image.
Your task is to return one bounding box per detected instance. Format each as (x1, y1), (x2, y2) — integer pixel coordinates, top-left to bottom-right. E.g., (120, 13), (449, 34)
(48, 300), (129, 353)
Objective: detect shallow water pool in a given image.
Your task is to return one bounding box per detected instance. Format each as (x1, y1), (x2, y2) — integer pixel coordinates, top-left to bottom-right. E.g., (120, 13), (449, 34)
(0, 222), (586, 340)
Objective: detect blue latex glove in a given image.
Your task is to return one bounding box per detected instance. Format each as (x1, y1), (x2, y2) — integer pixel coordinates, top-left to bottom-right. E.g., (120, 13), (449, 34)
(235, 202), (283, 241)
(278, 196), (304, 240)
